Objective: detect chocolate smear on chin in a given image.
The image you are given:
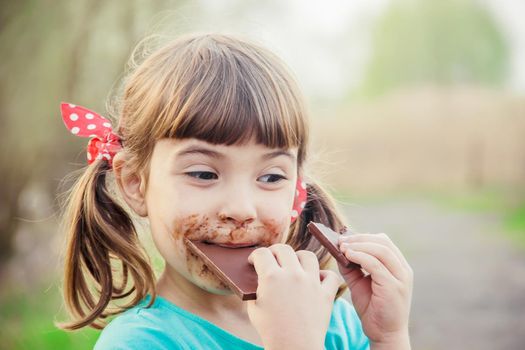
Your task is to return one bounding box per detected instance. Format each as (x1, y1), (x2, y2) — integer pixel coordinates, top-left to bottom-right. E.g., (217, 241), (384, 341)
(185, 245), (229, 290)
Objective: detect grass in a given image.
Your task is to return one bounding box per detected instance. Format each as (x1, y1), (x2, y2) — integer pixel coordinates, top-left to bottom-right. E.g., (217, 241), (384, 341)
(504, 201), (525, 250)
(333, 186), (525, 249)
(425, 188), (525, 249)
(0, 285), (100, 350)
(0, 236), (164, 350)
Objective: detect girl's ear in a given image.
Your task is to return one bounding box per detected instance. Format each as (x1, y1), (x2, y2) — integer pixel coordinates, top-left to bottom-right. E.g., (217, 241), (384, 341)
(112, 152), (148, 217)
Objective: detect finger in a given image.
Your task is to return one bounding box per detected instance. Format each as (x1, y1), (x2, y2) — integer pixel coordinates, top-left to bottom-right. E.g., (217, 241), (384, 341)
(296, 250), (320, 276)
(337, 264), (366, 289)
(341, 247), (397, 287)
(320, 270), (344, 298)
(341, 242), (407, 282)
(268, 243), (301, 269)
(248, 247), (280, 277)
(339, 233), (410, 269)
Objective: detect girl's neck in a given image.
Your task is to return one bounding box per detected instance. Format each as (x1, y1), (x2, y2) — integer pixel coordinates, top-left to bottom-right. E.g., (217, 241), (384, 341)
(155, 264), (249, 319)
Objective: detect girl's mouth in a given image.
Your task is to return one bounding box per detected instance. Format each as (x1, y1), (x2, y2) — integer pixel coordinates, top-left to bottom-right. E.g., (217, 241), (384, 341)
(203, 240), (259, 248)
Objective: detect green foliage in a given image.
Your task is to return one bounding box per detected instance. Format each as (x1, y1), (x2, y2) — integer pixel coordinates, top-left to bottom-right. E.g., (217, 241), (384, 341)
(505, 201), (525, 249)
(360, 0), (509, 96)
(0, 286), (99, 350)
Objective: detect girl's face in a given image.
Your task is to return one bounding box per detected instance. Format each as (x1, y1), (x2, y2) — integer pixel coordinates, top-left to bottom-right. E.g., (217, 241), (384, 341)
(145, 137), (298, 295)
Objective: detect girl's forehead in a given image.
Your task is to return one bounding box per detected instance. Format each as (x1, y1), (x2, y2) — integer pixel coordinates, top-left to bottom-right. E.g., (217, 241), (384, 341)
(155, 137), (298, 160)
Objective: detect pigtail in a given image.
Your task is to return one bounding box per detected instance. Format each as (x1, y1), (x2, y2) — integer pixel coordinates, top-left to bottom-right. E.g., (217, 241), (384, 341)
(287, 180), (349, 299)
(57, 160), (156, 330)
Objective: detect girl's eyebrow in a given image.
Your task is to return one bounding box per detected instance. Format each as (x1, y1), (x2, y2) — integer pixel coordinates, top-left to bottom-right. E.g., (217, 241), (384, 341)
(175, 145), (295, 161)
(175, 146), (225, 159)
(262, 150), (296, 161)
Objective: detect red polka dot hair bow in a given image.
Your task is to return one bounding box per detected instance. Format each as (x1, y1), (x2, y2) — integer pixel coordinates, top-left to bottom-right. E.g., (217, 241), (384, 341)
(291, 177), (307, 223)
(60, 102), (122, 167)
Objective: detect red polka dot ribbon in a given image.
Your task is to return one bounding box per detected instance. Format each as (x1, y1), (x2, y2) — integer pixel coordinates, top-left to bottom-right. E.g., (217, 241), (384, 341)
(60, 102), (122, 167)
(291, 177), (307, 223)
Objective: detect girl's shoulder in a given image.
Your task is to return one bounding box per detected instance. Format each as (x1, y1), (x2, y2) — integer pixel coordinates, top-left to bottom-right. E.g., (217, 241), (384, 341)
(326, 297), (370, 350)
(94, 295), (187, 350)
(93, 294), (263, 350)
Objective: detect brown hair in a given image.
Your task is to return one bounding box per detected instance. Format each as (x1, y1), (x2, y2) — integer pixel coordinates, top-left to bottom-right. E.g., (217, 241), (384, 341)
(58, 32), (349, 330)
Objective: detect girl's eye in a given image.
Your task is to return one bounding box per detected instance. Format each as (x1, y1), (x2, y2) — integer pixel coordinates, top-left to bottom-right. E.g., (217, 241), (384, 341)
(258, 174), (287, 183)
(186, 171), (218, 180)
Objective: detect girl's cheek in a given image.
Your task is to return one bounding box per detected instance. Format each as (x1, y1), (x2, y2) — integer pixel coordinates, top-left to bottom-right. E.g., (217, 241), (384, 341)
(258, 217), (290, 245)
(171, 214), (224, 242)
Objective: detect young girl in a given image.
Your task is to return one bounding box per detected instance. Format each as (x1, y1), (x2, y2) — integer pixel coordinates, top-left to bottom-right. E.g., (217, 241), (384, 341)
(58, 32), (413, 350)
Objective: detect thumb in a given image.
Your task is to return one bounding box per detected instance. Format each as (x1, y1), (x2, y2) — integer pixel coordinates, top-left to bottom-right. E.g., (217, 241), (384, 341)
(319, 270), (344, 298)
(337, 263), (366, 289)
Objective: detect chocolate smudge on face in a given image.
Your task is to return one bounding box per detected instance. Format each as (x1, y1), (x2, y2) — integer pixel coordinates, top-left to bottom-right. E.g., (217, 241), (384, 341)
(197, 264), (230, 289)
(173, 214), (203, 239)
(259, 218), (289, 246)
(174, 214), (288, 245)
(176, 213), (290, 291)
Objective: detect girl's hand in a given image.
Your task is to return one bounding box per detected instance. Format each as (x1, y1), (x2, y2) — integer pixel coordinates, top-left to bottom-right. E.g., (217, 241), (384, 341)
(247, 244), (343, 350)
(338, 233), (413, 348)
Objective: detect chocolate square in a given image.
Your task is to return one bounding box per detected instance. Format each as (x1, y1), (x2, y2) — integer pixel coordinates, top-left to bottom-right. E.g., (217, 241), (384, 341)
(184, 239), (259, 300)
(307, 222), (360, 269)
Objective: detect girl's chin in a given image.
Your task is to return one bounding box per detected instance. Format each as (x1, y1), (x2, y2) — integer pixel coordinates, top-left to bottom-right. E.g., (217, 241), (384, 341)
(193, 276), (234, 296)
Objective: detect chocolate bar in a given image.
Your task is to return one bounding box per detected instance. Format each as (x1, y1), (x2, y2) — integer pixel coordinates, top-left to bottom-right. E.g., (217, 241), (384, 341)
(307, 222), (361, 269)
(184, 239), (259, 300)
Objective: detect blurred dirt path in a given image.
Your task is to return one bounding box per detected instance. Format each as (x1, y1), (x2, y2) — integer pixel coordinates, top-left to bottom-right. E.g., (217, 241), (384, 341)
(340, 198), (525, 350)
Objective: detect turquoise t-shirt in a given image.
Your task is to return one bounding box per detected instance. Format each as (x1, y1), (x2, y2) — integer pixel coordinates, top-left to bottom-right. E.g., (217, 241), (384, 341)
(94, 294), (370, 350)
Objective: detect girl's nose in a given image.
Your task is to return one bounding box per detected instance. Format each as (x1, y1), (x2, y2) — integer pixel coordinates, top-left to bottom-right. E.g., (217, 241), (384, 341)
(218, 189), (256, 225)
(218, 213), (255, 226)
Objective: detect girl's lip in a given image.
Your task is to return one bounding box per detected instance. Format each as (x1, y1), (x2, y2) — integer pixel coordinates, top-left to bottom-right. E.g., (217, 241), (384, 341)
(204, 240), (258, 248)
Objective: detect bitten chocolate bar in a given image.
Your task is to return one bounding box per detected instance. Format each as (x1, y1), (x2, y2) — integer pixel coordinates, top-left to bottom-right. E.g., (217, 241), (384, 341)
(184, 239), (259, 300)
(307, 222), (361, 269)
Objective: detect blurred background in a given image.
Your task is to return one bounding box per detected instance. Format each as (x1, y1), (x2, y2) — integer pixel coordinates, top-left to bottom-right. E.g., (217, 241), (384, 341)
(1, 0), (524, 349)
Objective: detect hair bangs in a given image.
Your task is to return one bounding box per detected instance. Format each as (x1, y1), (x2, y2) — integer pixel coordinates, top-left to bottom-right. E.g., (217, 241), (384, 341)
(162, 37), (306, 153)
